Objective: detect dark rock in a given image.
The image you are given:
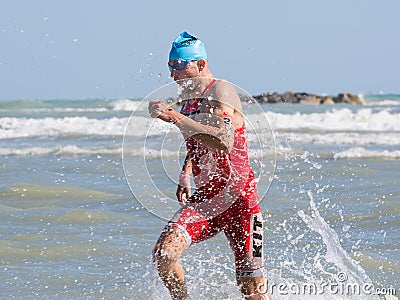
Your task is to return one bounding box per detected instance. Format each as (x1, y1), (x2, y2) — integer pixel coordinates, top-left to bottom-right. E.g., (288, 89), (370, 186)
(248, 91), (363, 105)
(239, 94), (252, 102)
(321, 97), (335, 105)
(269, 93), (284, 103)
(290, 92), (318, 104)
(333, 93), (363, 105)
(298, 95), (322, 105)
(282, 91), (296, 103)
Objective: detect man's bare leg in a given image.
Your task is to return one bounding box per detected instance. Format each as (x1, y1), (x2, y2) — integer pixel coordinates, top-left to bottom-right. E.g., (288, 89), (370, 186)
(237, 276), (273, 300)
(152, 226), (188, 300)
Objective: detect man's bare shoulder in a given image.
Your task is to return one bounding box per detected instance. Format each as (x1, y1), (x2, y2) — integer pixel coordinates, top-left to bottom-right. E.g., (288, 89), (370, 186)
(213, 78), (236, 93)
(212, 79), (241, 106)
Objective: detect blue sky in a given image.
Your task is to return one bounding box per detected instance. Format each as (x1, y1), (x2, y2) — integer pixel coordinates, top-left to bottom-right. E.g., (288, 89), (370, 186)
(1, 0), (399, 100)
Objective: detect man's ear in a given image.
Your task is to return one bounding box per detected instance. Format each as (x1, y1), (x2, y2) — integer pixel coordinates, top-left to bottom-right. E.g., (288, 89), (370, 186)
(197, 59), (206, 71)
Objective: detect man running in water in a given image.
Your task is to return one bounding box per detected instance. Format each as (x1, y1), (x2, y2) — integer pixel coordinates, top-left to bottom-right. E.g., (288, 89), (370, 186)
(148, 31), (271, 300)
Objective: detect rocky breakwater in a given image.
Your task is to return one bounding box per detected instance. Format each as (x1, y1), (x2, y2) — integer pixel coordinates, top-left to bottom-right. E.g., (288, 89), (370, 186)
(247, 92), (364, 105)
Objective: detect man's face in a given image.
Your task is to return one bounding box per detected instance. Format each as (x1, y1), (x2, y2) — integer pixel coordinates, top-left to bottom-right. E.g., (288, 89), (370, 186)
(168, 59), (199, 82)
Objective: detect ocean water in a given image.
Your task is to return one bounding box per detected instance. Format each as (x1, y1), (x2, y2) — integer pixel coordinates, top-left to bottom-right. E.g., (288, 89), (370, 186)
(0, 93), (399, 299)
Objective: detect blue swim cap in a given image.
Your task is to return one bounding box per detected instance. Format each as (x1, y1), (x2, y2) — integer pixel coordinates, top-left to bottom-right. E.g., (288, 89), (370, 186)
(169, 31), (208, 61)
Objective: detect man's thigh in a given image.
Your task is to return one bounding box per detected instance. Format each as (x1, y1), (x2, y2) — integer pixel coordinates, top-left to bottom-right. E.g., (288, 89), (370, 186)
(225, 209), (264, 272)
(169, 206), (221, 246)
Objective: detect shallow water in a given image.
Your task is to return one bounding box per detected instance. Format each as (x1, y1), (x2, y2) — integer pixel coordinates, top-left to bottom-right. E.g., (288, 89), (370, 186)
(0, 94), (399, 299)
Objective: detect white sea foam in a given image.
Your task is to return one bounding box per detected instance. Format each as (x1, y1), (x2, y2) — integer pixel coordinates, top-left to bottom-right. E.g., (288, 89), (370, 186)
(0, 99), (143, 113)
(0, 143), (277, 159)
(263, 108), (400, 132)
(365, 100), (400, 106)
(1, 108), (399, 140)
(0, 116), (180, 139)
(279, 132), (400, 146)
(0, 145), (182, 158)
(111, 99), (144, 111)
(0, 145), (121, 156)
(0, 107), (110, 113)
(333, 147), (400, 159)
(0, 116), (129, 139)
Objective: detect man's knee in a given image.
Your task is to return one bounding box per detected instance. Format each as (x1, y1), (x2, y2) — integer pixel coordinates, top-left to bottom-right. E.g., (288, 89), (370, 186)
(152, 226), (187, 270)
(152, 243), (173, 269)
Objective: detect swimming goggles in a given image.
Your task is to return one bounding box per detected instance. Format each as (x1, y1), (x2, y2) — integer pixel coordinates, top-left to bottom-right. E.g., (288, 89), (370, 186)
(168, 60), (194, 71)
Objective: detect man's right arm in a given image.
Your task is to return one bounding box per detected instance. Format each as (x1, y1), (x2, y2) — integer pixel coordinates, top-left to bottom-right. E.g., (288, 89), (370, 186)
(176, 153), (192, 204)
(181, 152), (192, 175)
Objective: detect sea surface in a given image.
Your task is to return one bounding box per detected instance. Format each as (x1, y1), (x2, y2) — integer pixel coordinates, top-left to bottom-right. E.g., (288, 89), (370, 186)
(0, 92), (399, 299)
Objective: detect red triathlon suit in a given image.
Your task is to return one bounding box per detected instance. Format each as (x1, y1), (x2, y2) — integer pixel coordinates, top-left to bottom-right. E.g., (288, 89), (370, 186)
(167, 79), (264, 277)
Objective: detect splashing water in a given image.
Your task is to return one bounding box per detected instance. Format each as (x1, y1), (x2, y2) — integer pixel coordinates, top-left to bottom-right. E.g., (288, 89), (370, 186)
(125, 139), (396, 300)
(298, 191), (372, 285)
